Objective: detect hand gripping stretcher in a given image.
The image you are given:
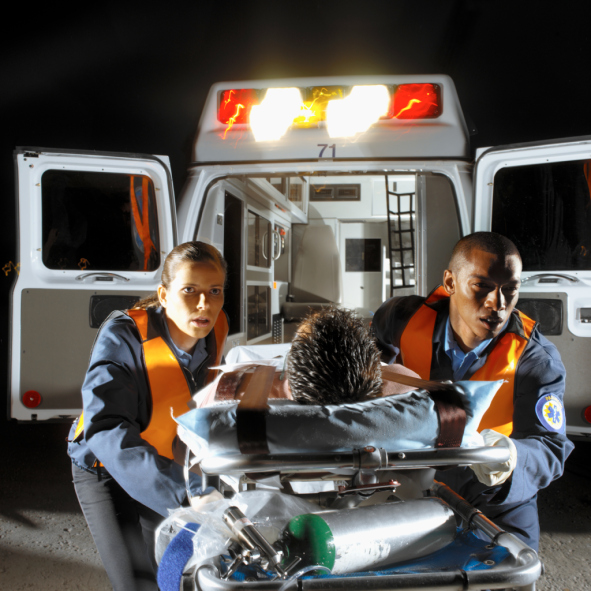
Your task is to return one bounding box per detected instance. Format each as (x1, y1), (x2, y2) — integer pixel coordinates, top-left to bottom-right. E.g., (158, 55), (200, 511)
(154, 347), (542, 591)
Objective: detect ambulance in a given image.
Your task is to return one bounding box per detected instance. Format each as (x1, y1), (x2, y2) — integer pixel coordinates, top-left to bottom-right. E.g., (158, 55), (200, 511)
(11, 75), (591, 437)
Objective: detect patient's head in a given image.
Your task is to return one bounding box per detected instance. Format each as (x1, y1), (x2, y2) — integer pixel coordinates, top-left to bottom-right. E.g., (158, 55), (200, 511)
(287, 307), (382, 405)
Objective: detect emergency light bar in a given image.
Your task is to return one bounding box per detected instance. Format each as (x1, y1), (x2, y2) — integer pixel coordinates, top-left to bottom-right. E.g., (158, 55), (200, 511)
(217, 83), (441, 141)
(196, 75), (468, 162)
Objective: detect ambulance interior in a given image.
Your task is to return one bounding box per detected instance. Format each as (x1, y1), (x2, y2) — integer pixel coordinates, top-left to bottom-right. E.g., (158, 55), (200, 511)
(205, 171), (461, 348)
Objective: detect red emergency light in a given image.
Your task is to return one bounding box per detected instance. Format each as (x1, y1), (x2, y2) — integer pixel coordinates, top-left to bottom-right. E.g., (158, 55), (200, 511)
(22, 390), (42, 408)
(390, 83), (441, 119)
(218, 89), (260, 124)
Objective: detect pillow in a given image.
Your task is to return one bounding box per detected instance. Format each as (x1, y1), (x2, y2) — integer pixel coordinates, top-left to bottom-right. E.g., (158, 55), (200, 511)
(175, 379), (502, 459)
(225, 344), (292, 365)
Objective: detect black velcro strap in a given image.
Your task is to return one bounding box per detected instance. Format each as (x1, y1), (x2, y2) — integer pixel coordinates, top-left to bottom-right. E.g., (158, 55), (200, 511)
(236, 365), (275, 455)
(431, 390), (467, 448)
(380, 369), (466, 447)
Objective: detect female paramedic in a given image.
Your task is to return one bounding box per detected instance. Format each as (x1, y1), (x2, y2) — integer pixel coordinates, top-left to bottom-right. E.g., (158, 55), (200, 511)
(67, 241), (228, 590)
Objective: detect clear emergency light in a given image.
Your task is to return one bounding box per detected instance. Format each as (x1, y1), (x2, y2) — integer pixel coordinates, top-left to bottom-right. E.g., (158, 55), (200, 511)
(217, 83), (442, 141)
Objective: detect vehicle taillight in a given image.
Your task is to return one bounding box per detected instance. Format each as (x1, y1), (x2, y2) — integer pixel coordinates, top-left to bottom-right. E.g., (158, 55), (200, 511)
(584, 405), (591, 424)
(389, 83), (441, 119)
(22, 390), (42, 408)
(218, 89), (259, 124)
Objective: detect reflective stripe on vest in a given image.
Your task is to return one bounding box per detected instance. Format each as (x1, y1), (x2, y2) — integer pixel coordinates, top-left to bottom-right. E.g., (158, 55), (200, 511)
(399, 285), (535, 436)
(73, 309), (229, 458)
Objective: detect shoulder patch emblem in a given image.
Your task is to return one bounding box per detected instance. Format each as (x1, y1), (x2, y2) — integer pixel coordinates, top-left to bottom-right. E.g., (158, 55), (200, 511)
(535, 394), (564, 432)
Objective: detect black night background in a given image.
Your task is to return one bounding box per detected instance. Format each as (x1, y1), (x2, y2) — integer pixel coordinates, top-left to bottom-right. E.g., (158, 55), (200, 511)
(2, 0), (591, 411)
(1, 4), (591, 589)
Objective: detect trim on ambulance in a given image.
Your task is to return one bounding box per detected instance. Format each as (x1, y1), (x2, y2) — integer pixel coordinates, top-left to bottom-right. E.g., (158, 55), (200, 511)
(474, 135), (591, 166)
(190, 156), (474, 167)
(8, 153), (20, 420)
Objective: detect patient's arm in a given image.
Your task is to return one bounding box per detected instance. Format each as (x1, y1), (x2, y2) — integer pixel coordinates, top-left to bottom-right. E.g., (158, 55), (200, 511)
(194, 365), (294, 409)
(380, 364), (422, 396)
(237, 371), (293, 401)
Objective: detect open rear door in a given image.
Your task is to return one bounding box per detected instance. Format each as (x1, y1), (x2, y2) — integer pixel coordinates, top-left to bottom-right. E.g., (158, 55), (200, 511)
(474, 136), (591, 436)
(11, 148), (176, 421)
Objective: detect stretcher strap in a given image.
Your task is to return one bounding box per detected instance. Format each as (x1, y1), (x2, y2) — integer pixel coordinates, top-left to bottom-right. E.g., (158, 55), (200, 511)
(431, 394), (466, 448)
(236, 365), (275, 455)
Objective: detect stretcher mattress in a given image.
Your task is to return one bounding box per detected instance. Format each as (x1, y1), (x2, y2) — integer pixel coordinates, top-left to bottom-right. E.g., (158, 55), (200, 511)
(175, 377), (502, 458)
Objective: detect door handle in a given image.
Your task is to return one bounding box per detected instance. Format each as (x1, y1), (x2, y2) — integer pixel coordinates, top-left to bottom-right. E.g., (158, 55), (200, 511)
(272, 230), (282, 260)
(75, 272), (130, 283)
(521, 273), (579, 284)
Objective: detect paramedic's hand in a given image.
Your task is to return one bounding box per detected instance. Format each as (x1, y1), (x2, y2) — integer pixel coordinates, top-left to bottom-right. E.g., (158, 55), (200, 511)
(470, 429), (517, 487)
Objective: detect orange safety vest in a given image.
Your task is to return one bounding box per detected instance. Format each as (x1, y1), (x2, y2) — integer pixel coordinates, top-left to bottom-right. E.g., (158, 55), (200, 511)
(399, 286), (536, 436)
(73, 308), (229, 460)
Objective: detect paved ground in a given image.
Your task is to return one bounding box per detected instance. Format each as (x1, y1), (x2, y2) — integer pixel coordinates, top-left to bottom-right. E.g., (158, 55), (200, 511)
(0, 420), (589, 590)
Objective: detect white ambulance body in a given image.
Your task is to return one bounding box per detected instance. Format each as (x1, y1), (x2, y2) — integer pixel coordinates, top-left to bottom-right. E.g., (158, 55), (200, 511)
(11, 75), (591, 437)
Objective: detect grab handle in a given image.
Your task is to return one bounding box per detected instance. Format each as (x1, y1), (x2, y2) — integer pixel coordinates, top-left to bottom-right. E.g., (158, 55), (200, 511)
(75, 272), (130, 283)
(521, 273), (579, 284)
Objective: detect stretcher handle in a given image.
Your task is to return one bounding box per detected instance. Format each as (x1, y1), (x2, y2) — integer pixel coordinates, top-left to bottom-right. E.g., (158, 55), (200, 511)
(199, 446), (511, 476)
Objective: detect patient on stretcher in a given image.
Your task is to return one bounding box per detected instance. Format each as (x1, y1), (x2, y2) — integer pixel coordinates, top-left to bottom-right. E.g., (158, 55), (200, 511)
(178, 307), (502, 460)
(154, 310), (528, 591)
(198, 306), (456, 403)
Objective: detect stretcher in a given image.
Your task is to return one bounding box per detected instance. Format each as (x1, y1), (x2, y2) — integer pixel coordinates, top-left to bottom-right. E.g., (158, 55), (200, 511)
(155, 350), (542, 591)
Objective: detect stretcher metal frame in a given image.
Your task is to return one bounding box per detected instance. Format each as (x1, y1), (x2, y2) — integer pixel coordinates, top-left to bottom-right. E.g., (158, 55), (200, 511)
(182, 447), (542, 591)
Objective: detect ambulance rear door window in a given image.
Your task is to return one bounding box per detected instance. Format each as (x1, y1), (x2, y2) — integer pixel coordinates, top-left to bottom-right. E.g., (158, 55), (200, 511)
(41, 170), (161, 272)
(492, 159), (591, 271)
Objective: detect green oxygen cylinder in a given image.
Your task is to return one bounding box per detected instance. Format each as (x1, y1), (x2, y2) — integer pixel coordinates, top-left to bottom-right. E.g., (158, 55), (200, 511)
(278, 498), (456, 575)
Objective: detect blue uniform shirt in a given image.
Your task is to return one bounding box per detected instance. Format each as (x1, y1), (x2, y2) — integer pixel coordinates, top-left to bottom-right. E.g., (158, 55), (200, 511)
(443, 317), (494, 381)
(160, 314), (208, 374)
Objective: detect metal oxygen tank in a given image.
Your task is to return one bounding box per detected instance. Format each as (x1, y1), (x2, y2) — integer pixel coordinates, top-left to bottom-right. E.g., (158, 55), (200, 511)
(278, 498), (456, 574)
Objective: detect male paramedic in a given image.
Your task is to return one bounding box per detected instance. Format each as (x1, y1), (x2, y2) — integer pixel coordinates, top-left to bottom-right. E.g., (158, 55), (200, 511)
(372, 231), (574, 551)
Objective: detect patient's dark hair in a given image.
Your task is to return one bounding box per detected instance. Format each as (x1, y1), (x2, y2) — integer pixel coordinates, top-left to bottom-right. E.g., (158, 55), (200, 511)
(287, 307), (382, 405)
(448, 232), (521, 274)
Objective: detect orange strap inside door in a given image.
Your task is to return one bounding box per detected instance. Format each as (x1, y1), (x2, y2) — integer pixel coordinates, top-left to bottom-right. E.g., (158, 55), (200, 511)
(130, 176), (156, 270)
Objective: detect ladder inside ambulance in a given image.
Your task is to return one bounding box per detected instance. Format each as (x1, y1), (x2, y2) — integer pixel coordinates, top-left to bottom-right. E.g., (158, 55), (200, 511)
(385, 176), (416, 296)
